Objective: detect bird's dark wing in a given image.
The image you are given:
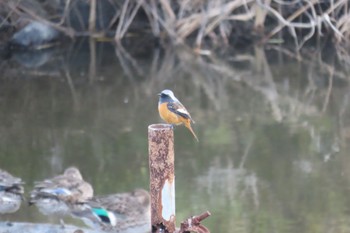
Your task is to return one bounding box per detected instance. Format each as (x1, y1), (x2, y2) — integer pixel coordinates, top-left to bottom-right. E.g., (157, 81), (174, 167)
(167, 102), (191, 120)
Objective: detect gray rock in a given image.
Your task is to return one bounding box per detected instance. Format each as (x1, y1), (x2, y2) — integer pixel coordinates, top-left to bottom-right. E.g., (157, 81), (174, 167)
(11, 21), (61, 48)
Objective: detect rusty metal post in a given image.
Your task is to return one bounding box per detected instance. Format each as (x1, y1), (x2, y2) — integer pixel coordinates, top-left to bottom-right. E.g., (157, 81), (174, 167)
(148, 124), (176, 233)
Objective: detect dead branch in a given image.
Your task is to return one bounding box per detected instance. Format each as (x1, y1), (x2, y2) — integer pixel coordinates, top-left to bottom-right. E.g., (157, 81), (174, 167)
(178, 211), (211, 233)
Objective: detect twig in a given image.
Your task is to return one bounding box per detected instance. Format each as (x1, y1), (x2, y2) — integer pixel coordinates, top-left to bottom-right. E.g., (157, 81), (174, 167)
(58, 0), (71, 25)
(176, 0), (254, 39)
(88, 0), (97, 33)
(115, 0), (143, 41)
(254, 0), (271, 31)
(260, 0), (318, 43)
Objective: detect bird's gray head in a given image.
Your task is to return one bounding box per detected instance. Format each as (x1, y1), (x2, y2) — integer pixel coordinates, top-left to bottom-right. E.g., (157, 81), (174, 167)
(158, 89), (178, 103)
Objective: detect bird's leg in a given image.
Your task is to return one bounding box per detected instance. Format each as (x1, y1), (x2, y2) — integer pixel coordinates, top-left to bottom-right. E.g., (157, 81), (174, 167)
(166, 124), (175, 129)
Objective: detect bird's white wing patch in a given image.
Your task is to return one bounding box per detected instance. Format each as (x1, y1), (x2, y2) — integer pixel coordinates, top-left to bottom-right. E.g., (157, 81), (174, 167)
(176, 108), (189, 115)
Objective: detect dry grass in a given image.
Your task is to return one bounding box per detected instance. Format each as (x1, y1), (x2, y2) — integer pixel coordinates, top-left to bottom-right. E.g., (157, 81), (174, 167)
(1, 0), (350, 48)
(127, 0), (350, 48)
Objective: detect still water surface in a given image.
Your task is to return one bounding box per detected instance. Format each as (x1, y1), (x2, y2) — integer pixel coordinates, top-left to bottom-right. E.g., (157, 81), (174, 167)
(1, 40), (350, 233)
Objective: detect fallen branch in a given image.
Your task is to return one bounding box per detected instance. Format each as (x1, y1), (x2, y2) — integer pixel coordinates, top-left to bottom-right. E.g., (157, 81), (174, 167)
(178, 211), (211, 233)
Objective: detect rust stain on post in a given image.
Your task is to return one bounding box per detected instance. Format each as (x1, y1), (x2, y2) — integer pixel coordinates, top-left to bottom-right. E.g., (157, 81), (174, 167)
(148, 124), (176, 233)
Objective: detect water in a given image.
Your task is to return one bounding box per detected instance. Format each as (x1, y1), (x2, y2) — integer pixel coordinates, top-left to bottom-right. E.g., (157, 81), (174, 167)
(1, 39), (350, 233)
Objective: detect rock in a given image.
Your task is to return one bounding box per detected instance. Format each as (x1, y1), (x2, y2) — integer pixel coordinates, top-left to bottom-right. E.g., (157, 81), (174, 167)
(10, 21), (61, 49)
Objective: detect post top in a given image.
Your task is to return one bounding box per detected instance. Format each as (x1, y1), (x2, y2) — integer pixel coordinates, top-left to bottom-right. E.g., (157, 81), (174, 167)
(148, 124), (173, 131)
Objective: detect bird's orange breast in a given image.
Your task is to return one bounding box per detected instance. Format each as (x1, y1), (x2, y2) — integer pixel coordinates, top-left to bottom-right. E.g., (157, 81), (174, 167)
(158, 102), (185, 125)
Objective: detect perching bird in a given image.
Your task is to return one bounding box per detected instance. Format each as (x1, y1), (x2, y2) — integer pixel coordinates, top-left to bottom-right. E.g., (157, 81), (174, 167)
(158, 89), (199, 141)
(29, 167), (93, 225)
(71, 189), (150, 232)
(0, 169), (24, 215)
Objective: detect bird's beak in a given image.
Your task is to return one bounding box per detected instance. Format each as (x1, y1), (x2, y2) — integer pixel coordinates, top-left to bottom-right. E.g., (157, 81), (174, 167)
(157, 93), (161, 96)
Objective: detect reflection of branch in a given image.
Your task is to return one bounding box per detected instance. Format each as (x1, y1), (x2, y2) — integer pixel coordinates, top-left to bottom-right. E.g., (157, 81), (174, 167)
(239, 136), (254, 169)
(175, 46), (235, 111)
(173, 44), (348, 125)
(322, 66), (334, 113)
(89, 39), (96, 84)
(253, 46), (282, 122)
(142, 47), (180, 98)
(152, 47), (178, 84)
(63, 66), (79, 111)
(114, 43), (144, 83)
(336, 44), (350, 73)
(338, 92), (350, 146)
(269, 45), (349, 80)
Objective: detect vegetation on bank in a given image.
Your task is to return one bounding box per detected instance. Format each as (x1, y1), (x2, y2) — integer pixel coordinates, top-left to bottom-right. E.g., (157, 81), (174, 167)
(0, 0), (349, 49)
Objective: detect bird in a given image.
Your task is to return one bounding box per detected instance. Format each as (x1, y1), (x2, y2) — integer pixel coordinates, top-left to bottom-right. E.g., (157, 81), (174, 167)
(158, 89), (199, 141)
(71, 189), (150, 232)
(29, 167), (93, 225)
(0, 169), (24, 215)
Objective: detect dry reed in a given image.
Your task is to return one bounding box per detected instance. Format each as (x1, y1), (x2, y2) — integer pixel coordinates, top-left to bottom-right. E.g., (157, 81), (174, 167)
(1, 0), (350, 48)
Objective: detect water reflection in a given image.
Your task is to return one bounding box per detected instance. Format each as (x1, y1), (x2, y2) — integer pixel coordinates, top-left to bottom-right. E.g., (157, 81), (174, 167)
(1, 39), (350, 233)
